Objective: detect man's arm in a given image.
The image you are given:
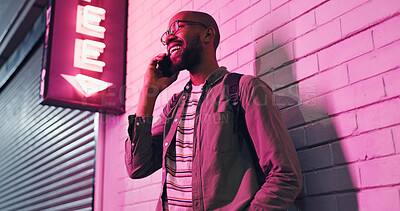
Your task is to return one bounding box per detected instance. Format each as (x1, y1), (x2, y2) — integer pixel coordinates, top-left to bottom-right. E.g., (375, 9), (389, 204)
(124, 54), (179, 179)
(240, 76), (302, 210)
(125, 116), (163, 178)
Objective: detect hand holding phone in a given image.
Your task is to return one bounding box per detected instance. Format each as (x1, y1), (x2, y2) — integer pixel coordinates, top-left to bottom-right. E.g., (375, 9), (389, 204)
(157, 55), (174, 77)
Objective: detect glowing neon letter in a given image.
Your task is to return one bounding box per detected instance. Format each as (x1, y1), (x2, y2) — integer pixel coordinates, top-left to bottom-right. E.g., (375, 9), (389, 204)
(76, 5), (106, 38)
(83, 5), (106, 33)
(70, 2), (110, 97)
(82, 39), (106, 69)
(74, 39), (105, 72)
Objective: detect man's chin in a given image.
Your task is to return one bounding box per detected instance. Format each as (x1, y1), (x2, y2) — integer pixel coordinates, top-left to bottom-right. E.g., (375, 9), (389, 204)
(170, 65), (183, 75)
(170, 59), (185, 73)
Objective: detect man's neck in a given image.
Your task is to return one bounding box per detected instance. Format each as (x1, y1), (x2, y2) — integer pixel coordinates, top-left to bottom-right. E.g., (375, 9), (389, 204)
(188, 60), (219, 86)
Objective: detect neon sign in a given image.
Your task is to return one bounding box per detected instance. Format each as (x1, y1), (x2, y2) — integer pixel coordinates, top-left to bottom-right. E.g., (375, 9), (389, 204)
(40, 0), (127, 114)
(74, 3), (107, 73)
(68, 3), (109, 95)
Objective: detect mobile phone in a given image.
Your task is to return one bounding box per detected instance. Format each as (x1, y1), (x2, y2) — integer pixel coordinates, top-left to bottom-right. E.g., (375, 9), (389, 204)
(157, 55), (173, 77)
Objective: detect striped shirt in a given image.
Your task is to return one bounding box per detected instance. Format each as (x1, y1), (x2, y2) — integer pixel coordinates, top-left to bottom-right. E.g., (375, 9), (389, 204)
(166, 84), (203, 210)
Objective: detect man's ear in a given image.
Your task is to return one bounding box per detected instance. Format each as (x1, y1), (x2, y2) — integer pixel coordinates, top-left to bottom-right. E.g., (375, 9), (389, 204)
(203, 27), (215, 44)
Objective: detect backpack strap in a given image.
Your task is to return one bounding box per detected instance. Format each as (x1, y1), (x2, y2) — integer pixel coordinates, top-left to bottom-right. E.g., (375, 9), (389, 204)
(225, 73), (243, 106)
(225, 73), (265, 182)
(224, 73), (243, 132)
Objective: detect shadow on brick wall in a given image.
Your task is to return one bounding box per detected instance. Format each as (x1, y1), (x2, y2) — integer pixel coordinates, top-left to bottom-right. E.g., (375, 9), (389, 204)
(254, 40), (359, 211)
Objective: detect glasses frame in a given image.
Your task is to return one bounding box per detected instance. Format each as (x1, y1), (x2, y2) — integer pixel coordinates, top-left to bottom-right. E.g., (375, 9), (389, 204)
(160, 20), (208, 45)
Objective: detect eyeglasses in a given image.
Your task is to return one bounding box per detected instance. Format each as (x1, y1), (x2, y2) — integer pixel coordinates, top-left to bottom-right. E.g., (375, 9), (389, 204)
(160, 20), (208, 45)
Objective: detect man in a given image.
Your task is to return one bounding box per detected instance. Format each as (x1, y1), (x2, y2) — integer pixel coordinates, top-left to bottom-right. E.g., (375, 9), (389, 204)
(125, 11), (302, 210)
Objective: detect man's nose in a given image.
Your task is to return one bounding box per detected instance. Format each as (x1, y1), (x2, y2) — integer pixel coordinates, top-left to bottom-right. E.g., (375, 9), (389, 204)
(165, 34), (177, 46)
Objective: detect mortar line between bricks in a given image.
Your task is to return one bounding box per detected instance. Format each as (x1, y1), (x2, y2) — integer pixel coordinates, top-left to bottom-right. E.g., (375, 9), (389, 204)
(382, 77), (388, 98)
(298, 183), (400, 199)
(251, 2), (381, 61)
(257, 34), (373, 87)
(299, 147), (400, 173)
(354, 112), (359, 133)
(120, 199), (159, 207)
(303, 121), (400, 153)
(216, 56), (398, 100)
(371, 30), (376, 50)
(299, 143), (338, 153)
(220, 1), (342, 63)
(285, 109), (351, 131)
(391, 129), (398, 154)
(375, 36), (400, 51)
(220, 0), (331, 59)
(264, 39), (399, 93)
(222, 0), (290, 43)
(329, 143), (335, 167)
(296, 189), (360, 199)
(267, 0), (272, 13)
(348, 121), (400, 145)
(279, 69), (400, 129)
(358, 183), (400, 192)
(118, 182), (161, 194)
(288, 0), (330, 22)
(295, 121), (400, 152)
(335, 11), (400, 51)
(218, 2), (275, 44)
(346, 64), (351, 85)
(346, 92), (400, 114)
(327, 64), (399, 95)
(349, 62), (400, 87)
(270, 0), (290, 12)
(300, 183), (394, 198)
(218, 0), (252, 25)
(256, 12), (400, 77)
(218, 50), (257, 67)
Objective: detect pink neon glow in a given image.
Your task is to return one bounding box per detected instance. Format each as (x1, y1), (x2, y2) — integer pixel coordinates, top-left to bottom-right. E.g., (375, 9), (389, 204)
(74, 38), (106, 72)
(39, 69), (46, 97)
(82, 39), (106, 68)
(83, 5), (106, 32)
(61, 74), (113, 97)
(99, 1), (400, 211)
(71, 2), (109, 98)
(76, 5), (106, 38)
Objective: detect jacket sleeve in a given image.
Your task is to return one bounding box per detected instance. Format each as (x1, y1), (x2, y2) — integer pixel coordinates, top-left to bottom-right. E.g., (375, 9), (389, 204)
(124, 91), (182, 179)
(124, 113), (165, 179)
(240, 76), (302, 210)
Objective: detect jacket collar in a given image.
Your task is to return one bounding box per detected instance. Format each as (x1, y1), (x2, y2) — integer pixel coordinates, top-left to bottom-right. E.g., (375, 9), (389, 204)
(184, 66), (229, 93)
(204, 66), (228, 86)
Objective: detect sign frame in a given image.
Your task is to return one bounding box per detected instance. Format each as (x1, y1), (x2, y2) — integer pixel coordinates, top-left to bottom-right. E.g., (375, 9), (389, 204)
(40, 0), (127, 114)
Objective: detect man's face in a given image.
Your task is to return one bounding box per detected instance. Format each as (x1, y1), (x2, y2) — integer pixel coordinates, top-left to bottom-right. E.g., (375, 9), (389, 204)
(165, 15), (205, 72)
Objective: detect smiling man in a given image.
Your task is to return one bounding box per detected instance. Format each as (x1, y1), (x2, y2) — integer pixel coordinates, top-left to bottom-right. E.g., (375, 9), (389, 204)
(125, 11), (302, 210)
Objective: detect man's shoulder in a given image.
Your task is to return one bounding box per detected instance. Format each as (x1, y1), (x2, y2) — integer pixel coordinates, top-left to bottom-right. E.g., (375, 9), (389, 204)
(226, 73), (272, 92)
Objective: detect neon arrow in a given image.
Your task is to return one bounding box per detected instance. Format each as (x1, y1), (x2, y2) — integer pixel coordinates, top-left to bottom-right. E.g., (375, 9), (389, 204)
(61, 74), (113, 97)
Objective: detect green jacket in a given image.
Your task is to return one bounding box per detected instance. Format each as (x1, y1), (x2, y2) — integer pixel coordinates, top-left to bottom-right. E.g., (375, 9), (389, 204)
(125, 67), (302, 210)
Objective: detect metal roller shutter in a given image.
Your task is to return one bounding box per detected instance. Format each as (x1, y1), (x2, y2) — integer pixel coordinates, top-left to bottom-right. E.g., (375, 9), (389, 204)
(0, 44), (96, 210)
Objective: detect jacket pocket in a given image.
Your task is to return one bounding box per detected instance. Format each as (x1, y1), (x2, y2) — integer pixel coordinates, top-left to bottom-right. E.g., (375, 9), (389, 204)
(199, 111), (238, 152)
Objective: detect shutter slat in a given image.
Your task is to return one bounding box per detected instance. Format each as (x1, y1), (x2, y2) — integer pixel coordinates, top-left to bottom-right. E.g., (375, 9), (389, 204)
(0, 45), (95, 210)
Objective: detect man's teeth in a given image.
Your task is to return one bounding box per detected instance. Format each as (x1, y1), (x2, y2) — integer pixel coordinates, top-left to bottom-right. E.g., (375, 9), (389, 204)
(170, 46), (181, 54)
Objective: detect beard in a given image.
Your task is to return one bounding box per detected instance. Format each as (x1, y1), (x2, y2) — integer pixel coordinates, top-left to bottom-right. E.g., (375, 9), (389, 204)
(171, 35), (203, 72)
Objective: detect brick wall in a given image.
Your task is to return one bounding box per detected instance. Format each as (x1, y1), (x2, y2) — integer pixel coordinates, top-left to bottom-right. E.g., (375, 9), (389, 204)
(102, 0), (400, 210)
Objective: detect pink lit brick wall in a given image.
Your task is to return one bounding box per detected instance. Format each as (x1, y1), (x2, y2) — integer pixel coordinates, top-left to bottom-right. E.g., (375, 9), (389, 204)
(102, 0), (400, 210)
